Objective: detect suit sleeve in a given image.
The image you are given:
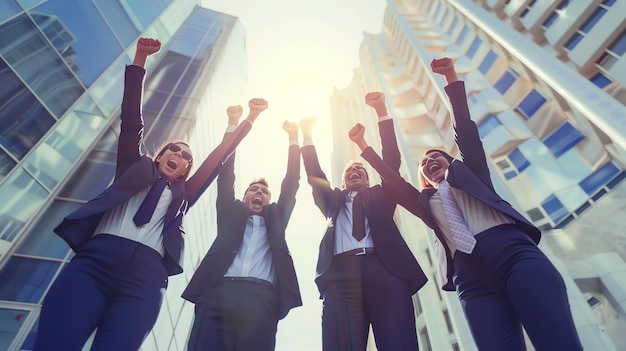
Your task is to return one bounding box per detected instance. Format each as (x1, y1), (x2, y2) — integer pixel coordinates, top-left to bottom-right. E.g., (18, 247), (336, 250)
(446, 81), (493, 189)
(277, 144), (300, 225)
(361, 147), (427, 219)
(378, 118), (401, 172)
(301, 145), (338, 218)
(116, 65), (146, 179)
(186, 121), (252, 207)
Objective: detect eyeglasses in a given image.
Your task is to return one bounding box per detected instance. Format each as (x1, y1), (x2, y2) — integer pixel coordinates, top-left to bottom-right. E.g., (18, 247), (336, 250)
(166, 143), (193, 162)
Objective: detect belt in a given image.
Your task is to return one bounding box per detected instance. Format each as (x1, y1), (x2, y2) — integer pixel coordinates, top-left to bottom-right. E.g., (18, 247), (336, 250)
(335, 247), (376, 259)
(222, 276), (274, 289)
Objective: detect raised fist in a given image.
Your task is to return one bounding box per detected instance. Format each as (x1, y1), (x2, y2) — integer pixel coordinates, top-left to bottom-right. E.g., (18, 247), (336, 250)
(136, 38), (161, 56)
(226, 105), (243, 124)
(299, 116), (316, 133)
(249, 98), (268, 114)
(283, 120), (298, 135)
(365, 92), (385, 109)
(348, 123), (366, 144)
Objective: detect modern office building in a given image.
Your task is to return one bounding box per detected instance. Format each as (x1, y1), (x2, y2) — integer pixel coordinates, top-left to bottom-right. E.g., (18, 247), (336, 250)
(330, 0), (626, 350)
(0, 1), (246, 350)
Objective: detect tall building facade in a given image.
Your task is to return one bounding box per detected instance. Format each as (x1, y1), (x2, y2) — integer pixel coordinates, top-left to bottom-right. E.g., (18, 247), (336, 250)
(0, 1), (247, 350)
(330, 0), (626, 350)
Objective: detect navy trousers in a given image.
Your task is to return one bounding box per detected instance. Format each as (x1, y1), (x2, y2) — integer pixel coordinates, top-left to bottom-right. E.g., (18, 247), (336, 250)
(187, 279), (278, 351)
(321, 253), (419, 351)
(453, 224), (582, 351)
(34, 234), (167, 351)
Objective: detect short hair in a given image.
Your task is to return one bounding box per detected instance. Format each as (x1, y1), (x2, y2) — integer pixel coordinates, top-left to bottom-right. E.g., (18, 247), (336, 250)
(244, 177), (269, 195)
(417, 149), (455, 189)
(342, 161), (369, 188)
(153, 140), (194, 179)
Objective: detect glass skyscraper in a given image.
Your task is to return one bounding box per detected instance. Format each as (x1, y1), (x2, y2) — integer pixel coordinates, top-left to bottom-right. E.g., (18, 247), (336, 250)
(329, 1), (626, 350)
(0, 1), (246, 350)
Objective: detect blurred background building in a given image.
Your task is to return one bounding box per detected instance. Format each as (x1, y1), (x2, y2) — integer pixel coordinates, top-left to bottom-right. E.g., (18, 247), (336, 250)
(330, 1), (626, 350)
(0, 0), (247, 350)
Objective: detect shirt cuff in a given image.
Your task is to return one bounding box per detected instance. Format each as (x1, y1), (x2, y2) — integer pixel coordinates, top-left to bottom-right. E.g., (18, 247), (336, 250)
(302, 140), (314, 147)
(378, 115), (391, 122)
(225, 125), (237, 133)
(289, 140), (299, 146)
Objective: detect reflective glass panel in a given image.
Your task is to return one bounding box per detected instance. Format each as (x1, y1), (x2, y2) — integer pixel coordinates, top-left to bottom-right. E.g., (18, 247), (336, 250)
(509, 148), (529, 172)
(24, 96), (108, 189)
(0, 0), (20, 23)
(580, 162), (619, 195)
(123, 0), (172, 29)
(0, 169), (49, 256)
(15, 201), (77, 259)
(0, 59), (55, 159)
(0, 307), (31, 351)
(28, 0), (124, 86)
(0, 13), (85, 118)
(89, 58), (128, 117)
(543, 122), (584, 157)
(494, 69), (518, 95)
(478, 50), (497, 74)
(0, 149), (17, 182)
(467, 37), (482, 59)
(94, 0), (139, 47)
(0, 256), (61, 303)
(58, 149), (115, 201)
(518, 89), (546, 119)
(541, 194), (568, 222)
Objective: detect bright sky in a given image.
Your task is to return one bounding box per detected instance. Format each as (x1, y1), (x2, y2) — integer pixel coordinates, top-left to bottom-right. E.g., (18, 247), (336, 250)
(199, 1), (387, 350)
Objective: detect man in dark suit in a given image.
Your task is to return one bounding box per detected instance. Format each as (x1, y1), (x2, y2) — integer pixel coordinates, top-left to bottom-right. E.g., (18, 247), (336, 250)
(299, 92), (427, 351)
(351, 58), (582, 351)
(182, 111), (302, 351)
(34, 38), (264, 351)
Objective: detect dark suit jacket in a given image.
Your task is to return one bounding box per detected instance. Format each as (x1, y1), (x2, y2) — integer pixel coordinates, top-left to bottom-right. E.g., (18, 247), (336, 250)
(301, 119), (427, 296)
(181, 144), (302, 320)
(361, 81), (541, 291)
(54, 65), (252, 276)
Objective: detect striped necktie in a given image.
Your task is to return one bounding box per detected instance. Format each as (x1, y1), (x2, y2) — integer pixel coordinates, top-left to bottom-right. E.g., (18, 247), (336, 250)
(437, 180), (476, 254)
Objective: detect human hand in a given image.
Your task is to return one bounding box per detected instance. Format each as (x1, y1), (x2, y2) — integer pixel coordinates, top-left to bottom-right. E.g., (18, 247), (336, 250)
(283, 120), (298, 140)
(299, 117), (316, 133)
(348, 123), (369, 151)
(137, 38), (161, 57)
(247, 98), (268, 122)
(431, 57), (458, 83)
(226, 105), (243, 125)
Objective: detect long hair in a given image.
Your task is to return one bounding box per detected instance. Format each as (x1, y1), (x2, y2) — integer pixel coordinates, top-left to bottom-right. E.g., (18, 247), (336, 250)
(152, 140), (194, 180)
(417, 149), (455, 189)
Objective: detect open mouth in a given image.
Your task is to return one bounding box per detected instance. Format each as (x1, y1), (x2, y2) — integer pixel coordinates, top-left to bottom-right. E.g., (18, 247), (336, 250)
(349, 172), (361, 180)
(252, 197), (263, 205)
(428, 163), (441, 174)
(167, 159), (179, 169)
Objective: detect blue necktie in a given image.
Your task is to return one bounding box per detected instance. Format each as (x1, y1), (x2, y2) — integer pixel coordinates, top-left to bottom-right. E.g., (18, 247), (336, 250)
(133, 177), (168, 227)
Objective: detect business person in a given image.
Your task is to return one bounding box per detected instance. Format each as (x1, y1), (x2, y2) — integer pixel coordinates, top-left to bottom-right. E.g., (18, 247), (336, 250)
(182, 111), (302, 351)
(33, 38), (266, 351)
(349, 57), (582, 351)
(299, 92), (427, 351)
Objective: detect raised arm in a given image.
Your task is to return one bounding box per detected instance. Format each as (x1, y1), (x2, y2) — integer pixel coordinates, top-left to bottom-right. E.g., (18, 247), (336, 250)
(299, 116), (338, 217)
(348, 124), (425, 218)
(277, 120), (301, 223)
(366, 92), (401, 172)
(186, 99), (268, 206)
(117, 38), (161, 178)
(431, 58), (492, 186)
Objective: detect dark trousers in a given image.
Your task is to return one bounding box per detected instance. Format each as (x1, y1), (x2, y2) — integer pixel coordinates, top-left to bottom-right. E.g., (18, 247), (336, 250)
(454, 224), (583, 351)
(321, 253), (419, 351)
(33, 234), (167, 351)
(188, 279), (278, 351)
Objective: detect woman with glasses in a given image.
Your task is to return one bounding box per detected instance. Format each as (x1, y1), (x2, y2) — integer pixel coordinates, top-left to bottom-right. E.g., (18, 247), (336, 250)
(33, 37), (267, 351)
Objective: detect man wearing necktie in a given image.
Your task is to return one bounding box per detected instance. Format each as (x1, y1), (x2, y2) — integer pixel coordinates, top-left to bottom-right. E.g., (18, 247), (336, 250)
(350, 57), (582, 350)
(34, 38), (265, 351)
(182, 111), (302, 351)
(300, 92), (427, 351)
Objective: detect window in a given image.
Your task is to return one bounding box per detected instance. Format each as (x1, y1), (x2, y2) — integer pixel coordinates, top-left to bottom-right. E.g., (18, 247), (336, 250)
(447, 17), (459, 35)
(596, 29), (626, 71)
(541, 195), (568, 223)
(579, 162), (620, 195)
(590, 73), (611, 88)
(543, 122), (585, 157)
(477, 114), (501, 138)
(565, 6), (609, 51)
(520, 0), (536, 18)
(526, 208), (546, 221)
(467, 37), (482, 58)
(479, 50), (497, 74)
(494, 69), (519, 95)
(542, 0), (570, 28)
(456, 25), (469, 46)
(496, 148), (529, 180)
(517, 89), (547, 119)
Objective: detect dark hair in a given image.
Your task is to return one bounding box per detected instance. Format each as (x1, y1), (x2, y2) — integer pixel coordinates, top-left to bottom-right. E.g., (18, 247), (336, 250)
(153, 140), (194, 180)
(418, 149), (455, 189)
(244, 177), (269, 195)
